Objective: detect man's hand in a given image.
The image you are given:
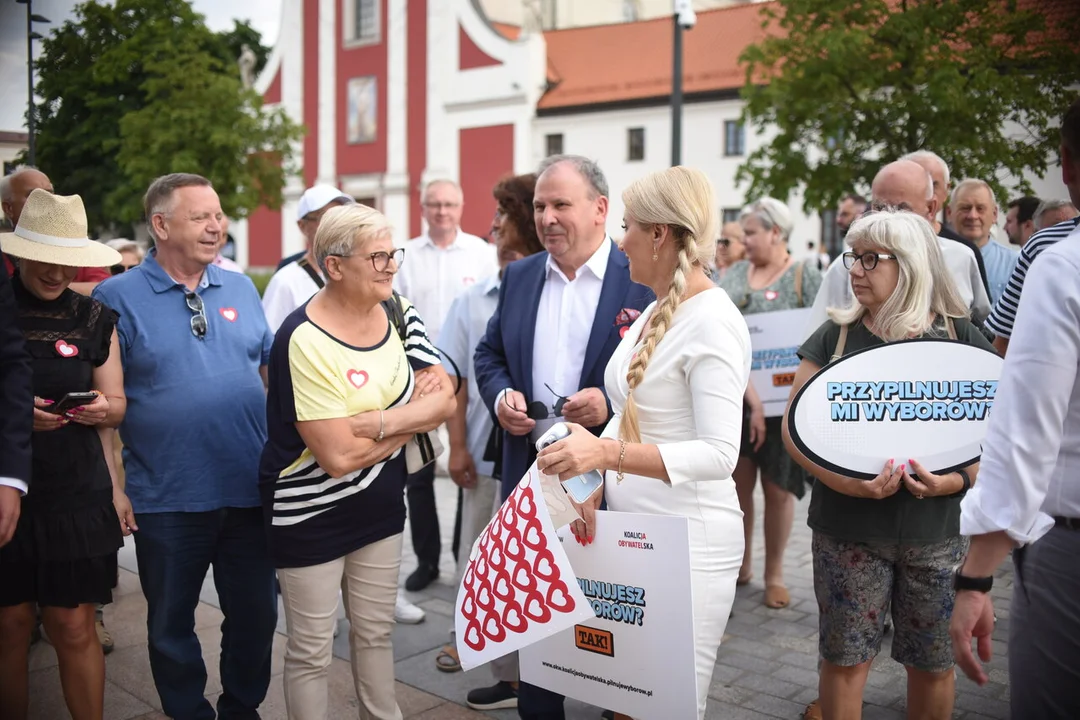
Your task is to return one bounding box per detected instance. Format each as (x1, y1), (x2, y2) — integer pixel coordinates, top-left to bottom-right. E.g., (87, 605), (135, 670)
(449, 446), (478, 489)
(0, 486), (21, 548)
(497, 390), (536, 437)
(951, 589), (996, 685)
(561, 387), (608, 428)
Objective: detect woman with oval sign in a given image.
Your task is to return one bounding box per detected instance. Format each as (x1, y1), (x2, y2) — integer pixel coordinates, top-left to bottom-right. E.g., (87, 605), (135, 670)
(782, 210), (993, 720)
(717, 197), (822, 609)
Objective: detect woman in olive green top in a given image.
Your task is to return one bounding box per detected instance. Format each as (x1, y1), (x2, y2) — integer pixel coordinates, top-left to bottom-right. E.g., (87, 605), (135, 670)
(782, 210), (992, 720)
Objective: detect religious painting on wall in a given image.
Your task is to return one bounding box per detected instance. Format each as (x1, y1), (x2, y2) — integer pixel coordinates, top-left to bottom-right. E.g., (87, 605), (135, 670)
(347, 76), (377, 144)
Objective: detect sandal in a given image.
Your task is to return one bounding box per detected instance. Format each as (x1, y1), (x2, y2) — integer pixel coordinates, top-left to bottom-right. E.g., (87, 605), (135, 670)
(736, 571), (753, 587)
(803, 700), (822, 720)
(435, 644), (461, 673)
(764, 584), (790, 609)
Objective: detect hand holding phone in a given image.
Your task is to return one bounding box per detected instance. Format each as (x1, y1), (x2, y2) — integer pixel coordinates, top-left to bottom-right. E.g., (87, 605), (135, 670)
(535, 422), (605, 504)
(47, 391), (99, 415)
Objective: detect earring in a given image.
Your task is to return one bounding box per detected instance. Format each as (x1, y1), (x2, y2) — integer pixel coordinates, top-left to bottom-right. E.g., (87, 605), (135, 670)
(652, 244), (659, 262)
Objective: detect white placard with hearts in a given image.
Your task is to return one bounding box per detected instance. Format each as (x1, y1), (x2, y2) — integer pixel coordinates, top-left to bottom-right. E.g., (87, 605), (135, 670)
(454, 461), (593, 671)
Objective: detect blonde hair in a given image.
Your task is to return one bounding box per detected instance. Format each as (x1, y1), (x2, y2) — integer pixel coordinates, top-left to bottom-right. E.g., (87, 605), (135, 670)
(828, 210), (967, 341)
(619, 166), (717, 443)
(312, 203), (393, 274)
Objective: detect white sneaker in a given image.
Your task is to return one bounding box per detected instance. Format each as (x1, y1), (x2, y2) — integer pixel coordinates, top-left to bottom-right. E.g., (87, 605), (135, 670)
(395, 591), (426, 624)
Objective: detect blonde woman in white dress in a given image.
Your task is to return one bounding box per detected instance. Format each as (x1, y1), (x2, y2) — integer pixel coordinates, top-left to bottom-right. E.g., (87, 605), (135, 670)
(536, 166), (751, 719)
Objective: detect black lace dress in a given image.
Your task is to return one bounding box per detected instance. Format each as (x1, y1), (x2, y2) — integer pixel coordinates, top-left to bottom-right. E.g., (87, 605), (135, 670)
(0, 277), (123, 608)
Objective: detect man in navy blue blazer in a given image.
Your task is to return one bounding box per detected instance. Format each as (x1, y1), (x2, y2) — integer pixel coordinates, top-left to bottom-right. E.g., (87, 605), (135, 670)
(473, 155), (653, 718)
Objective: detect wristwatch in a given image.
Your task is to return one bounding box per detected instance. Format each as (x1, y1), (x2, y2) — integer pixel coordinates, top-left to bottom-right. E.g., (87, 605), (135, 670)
(953, 569), (993, 593)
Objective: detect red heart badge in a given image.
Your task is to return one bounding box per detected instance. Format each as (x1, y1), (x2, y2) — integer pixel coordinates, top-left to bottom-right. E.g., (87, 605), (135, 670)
(54, 340), (79, 358)
(347, 370), (369, 389)
(219, 307), (238, 322)
(764, 290), (779, 301)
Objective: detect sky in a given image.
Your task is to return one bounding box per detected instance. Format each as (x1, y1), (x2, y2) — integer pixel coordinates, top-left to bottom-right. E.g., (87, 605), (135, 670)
(0, 0), (283, 132)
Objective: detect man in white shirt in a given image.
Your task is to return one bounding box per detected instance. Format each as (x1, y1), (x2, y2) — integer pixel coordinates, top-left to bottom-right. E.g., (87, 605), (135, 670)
(951, 102), (1080, 717)
(261, 185), (354, 332)
(806, 159), (991, 336)
(396, 180), (498, 593)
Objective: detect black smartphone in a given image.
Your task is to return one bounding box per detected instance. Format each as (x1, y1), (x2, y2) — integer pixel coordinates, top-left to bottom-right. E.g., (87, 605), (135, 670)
(48, 391), (98, 415)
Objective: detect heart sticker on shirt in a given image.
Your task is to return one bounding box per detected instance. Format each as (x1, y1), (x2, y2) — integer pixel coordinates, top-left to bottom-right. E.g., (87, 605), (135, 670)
(54, 340), (79, 358)
(219, 308), (238, 322)
(347, 370), (369, 389)
(462, 277), (476, 287)
(764, 290), (779, 301)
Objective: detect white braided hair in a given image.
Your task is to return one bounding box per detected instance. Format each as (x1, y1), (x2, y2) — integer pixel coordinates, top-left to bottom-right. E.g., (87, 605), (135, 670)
(619, 166), (717, 443)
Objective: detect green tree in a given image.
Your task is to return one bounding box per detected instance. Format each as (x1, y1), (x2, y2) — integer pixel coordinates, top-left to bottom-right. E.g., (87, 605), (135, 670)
(30, 0), (301, 232)
(736, 0), (1080, 211)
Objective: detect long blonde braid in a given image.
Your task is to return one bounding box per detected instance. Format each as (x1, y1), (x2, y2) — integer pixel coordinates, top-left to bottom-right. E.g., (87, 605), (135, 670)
(619, 234), (694, 443)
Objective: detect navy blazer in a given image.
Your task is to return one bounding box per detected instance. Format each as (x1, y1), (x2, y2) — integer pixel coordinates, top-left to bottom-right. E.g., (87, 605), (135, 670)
(474, 241), (654, 500)
(0, 262), (33, 486)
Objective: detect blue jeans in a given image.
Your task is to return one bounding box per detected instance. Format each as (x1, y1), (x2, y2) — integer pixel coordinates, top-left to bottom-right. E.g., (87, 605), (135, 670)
(134, 507), (277, 720)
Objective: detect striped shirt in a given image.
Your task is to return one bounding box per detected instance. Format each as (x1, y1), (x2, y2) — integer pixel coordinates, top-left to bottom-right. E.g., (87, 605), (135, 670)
(258, 295), (439, 568)
(984, 217), (1080, 339)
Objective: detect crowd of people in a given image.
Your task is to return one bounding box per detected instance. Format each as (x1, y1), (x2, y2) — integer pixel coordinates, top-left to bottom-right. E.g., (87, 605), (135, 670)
(0, 96), (1078, 720)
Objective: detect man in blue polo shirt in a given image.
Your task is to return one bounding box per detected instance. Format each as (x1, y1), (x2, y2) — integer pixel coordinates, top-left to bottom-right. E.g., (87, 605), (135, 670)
(93, 173), (276, 720)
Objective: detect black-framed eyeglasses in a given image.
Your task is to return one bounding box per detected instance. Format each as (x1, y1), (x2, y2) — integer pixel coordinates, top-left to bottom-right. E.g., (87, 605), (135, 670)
(842, 251), (897, 271)
(329, 248), (405, 272)
(184, 290), (207, 340)
(110, 263), (138, 275)
(505, 383), (569, 420)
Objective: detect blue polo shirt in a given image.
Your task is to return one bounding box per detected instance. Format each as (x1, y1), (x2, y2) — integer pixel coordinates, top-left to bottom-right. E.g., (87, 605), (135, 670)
(93, 251), (273, 513)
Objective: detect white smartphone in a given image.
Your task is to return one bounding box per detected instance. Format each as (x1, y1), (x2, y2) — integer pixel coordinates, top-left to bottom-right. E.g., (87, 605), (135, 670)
(535, 422), (605, 504)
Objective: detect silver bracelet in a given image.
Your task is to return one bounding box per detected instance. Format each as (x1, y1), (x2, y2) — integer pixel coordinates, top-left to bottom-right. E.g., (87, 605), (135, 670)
(376, 410), (385, 442)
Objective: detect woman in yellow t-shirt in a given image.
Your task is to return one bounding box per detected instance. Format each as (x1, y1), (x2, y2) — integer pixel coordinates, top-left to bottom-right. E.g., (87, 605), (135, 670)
(259, 203), (455, 719)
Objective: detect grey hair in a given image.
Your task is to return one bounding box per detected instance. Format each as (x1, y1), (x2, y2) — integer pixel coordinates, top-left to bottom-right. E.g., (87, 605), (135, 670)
(739, 197), (794, 243)
(105, 238), (145, 258)
(901, 150), (951, 189)
(829, 209), (968, 341)
(144, 173), (213, 241)
(1033, 199), (1078, 230)
(423, 179), (462, 200)
(0, 165), (38, 204)
(312, 203), (393, 275)
(950, 179), (999, 211)
(537, 154), (609, 199)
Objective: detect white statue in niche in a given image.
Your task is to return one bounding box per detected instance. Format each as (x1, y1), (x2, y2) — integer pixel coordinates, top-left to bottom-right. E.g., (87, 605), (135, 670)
(238, 44), (257, 88)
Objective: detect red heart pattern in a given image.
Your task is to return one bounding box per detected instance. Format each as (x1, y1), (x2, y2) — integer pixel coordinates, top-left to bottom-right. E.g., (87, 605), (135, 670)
(347, 370), (369, 389)
(459, 481), (576, 651)
(219, 307), (238, 322)
(54, 340), (79, 358)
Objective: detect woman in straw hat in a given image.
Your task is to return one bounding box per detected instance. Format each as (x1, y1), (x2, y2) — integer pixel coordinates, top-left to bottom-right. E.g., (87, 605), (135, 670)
(0, 188), (136, 720)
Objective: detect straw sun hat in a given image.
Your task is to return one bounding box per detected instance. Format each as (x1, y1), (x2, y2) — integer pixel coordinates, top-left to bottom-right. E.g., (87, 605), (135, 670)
(1, 188), (121, 268)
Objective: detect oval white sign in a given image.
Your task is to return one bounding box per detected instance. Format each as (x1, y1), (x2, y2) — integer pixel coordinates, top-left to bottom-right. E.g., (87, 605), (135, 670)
(788, 339), (1003, 479)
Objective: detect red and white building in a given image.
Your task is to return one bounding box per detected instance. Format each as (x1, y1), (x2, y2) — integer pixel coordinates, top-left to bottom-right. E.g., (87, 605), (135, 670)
(240, 0), (545, 267)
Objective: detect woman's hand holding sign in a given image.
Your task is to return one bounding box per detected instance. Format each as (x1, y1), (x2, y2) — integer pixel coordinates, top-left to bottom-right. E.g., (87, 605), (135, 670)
(536, 422), (610, 545)
(854, 459), (905, 500)
(901, 458), (965, 499)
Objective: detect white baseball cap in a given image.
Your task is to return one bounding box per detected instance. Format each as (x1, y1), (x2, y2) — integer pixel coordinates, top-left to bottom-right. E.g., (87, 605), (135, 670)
(297, 184), (354, 220)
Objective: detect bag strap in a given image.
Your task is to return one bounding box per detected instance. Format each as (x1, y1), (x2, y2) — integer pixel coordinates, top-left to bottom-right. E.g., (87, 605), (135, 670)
(381, 290), (408, 343)
(296, 256), (325, 289)
(946, 316), (957, 340)
(830, 324), (850, 363)
(794, 261), (805, 308)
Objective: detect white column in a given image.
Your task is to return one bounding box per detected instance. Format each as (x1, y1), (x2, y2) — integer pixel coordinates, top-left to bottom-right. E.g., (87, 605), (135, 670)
(317, 0), (337, 186)
(384, 0), (411, 245)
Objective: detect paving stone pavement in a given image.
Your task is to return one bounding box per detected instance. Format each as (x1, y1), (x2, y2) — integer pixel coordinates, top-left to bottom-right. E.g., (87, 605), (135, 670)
(28, 476), (1012, 719)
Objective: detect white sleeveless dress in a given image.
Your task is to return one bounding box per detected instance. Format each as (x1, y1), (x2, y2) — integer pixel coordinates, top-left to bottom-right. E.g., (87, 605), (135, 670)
(601, 287), (751, 719)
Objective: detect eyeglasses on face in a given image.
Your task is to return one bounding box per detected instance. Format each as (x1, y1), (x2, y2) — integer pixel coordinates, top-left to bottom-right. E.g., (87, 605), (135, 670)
(842, 251), (897, 271)
(423, 202), (461, 211)
(110, 264), (139, 275)
(328, 248), (405, 272)
(184, 290), (207, 340)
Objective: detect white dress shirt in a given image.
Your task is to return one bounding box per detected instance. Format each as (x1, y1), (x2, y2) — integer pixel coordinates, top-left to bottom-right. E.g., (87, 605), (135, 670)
(261, 260), (322, 333)
(394, 231), (498, 344)
(960, 225), (1080, 544)
(529, 239), (611, 442)
(805, 236), (991, 338)
(0, 477), (26, 494)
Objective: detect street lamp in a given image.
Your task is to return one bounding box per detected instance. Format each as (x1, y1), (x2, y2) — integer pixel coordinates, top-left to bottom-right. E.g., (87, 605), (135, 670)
(671, 0), (696, 167)
(15, 0), (51, 167)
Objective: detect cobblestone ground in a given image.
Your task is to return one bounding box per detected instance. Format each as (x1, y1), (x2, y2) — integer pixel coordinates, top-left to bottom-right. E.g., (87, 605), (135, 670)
(28, 476), (1012, 719)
